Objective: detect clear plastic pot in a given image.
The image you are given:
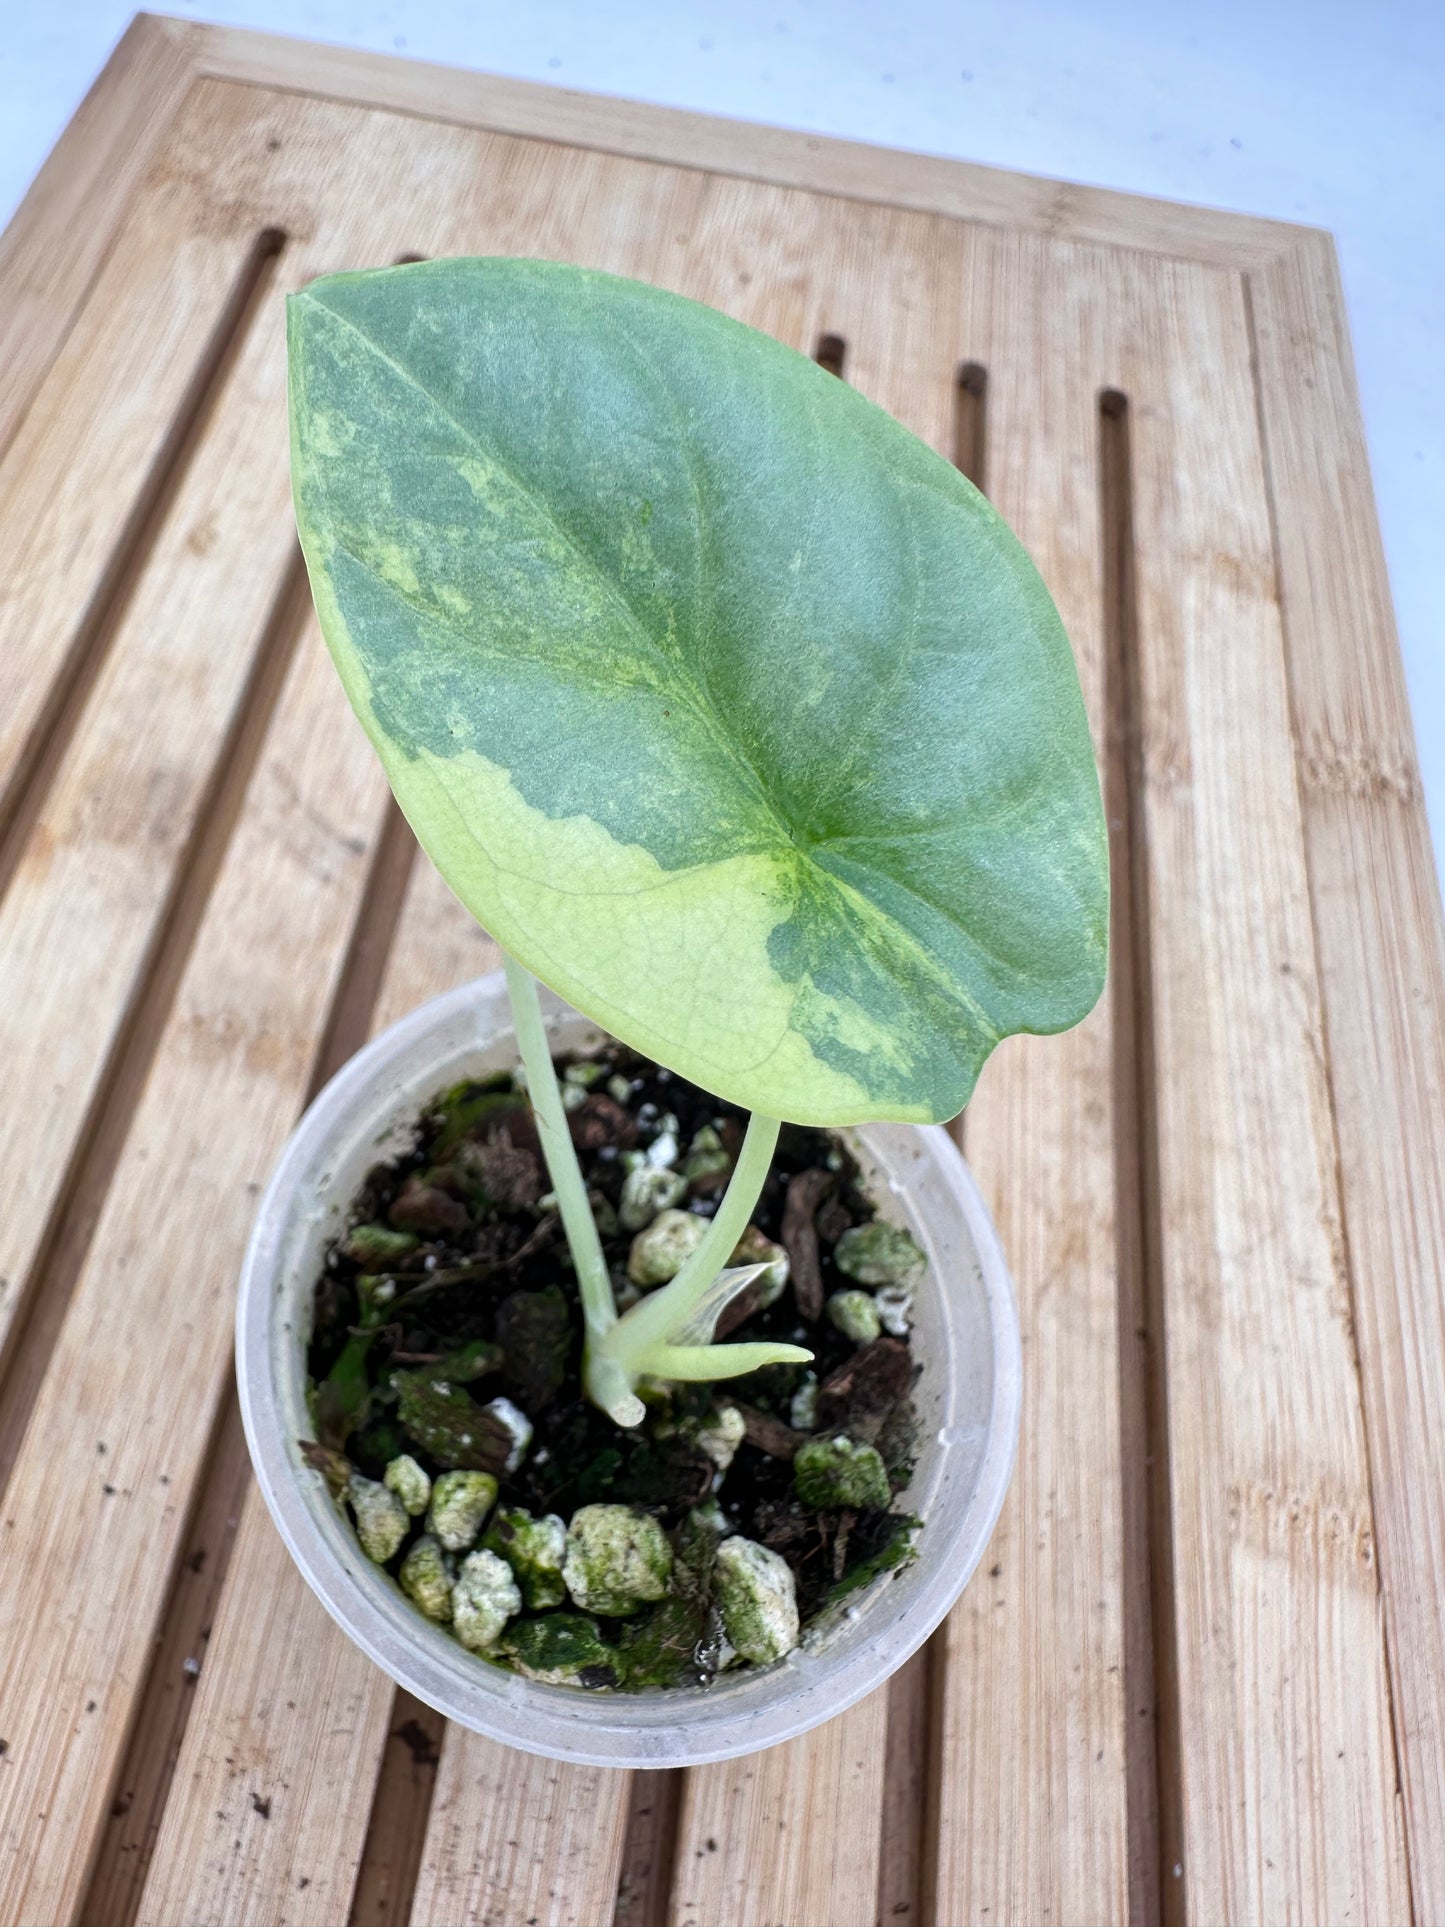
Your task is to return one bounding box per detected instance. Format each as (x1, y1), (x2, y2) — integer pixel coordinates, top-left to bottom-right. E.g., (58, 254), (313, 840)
(236, 973), (1021, 1768)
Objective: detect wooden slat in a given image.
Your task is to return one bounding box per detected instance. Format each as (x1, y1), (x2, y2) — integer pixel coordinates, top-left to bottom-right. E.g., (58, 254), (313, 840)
(0, 621), (389, 1925)
(133, 98), (985, 1926)
(3, 24), (1437, 1922)
(668, 1693), (888, 1927)
(0, 222), (294, 1381)
(139, 856), (624, 1927)
(931, 231), (1130, 1925)
(1251, 231), (1445, 1918)
(1119, 255), (1410, 1921)
(0, 159), (277, 823)
(135, 1486), (399, 1927)
(191, 16), (1301, 271)
(658, 187), (971, 1927)
(410, 1728), (630, 1927)
(0, 14), (198, 456)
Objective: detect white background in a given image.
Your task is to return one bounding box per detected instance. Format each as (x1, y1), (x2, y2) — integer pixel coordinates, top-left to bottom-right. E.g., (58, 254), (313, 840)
(3, 1), (1441, 874)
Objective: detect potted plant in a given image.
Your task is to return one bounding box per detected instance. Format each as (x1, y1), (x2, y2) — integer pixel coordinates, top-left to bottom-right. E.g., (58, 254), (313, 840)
(237, 258), (1106, 1766)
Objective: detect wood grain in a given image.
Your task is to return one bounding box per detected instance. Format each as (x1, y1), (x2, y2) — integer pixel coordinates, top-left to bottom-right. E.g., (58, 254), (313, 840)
(0, 623), (387, 1925)
(1250, 230), (1445, 1920)
(1118, 254), (1410, 1922)
(136, 1489), (397, 1927)
(410, 1733), (630, 1927)
(0, 211), (292, 1374)
(0, 21), (1435, 1924)
(0, 187), (278, 833)
(669, 1690), (889, 1927)
(0, 14), (198, 457)
(190, 15), (1302, 270)
(931, 231), (1130, 1927)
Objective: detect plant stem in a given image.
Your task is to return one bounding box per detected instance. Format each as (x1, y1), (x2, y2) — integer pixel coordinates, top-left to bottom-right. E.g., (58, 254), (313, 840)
(502, 955), (615, 1339)
(614, 1110), (781, 1354)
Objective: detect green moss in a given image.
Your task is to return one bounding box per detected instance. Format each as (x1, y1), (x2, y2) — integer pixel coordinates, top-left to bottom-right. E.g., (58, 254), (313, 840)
(503, 1611), (620, 1686)
(394, 1346), (506, 1471)
(482, 1507), (568, 1610)
(341, 1222), (419, 1268)
(430, 1078), (523, 1156)
(618, 1508), (720, 1688)
(563, 1504), (673, 1616)
(793, 1435), (891, 1511)
(833, 1221), (925, 1287)
(825, 1513), (920, 1607)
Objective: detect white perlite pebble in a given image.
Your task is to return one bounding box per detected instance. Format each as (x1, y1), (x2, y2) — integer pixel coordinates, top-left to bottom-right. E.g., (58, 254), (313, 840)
(789, 1373), (818, 1432)
(713, 1536), (800, 1665)
(694, 1404), (746, 1475)
(618, 1162), (688, 1231)
(427, 1470), (498, 1552)
(563, 1504), (673, 1616)
(627, 1207), (708, 1287)
(347, 1473), (409, 1564)
(451, 1549), (523, 1652)
(730, 1225), (790, 1307)
(826, 1288), (882, 1345)
(645, 1113), (681, 1169)
(481, 1396), (534, 1473)
(399, 1535), (453, 1621)
(383, 1454), (431, 1517)
(874, 1284), (915, 1336)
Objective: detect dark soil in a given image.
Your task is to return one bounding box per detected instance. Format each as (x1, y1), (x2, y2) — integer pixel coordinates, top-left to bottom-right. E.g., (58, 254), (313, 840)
(304, 1042), (922, 1690)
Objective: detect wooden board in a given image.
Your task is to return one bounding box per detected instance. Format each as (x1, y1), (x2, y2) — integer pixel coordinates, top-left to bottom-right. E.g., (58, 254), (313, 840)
(0, 17), (1440, 1925)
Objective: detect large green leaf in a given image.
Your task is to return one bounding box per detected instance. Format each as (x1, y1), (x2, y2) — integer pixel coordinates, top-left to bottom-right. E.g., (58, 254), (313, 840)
(288, 259), (1107, 1125)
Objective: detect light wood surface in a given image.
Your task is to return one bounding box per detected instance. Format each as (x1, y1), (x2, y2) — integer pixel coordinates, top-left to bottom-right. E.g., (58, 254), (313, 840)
(934, 231), (1130, 1926)
(670, 1692), (889, 1927)
(0, 19), (1439, 1927)
(1120, 253), (1409, 1921)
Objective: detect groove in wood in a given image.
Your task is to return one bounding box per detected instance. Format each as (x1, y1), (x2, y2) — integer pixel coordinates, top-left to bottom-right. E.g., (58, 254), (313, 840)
(0, 227), (285, 894)
(80, 787), (419, 1927)
(875, 1638), (942, 1927)
(1099, 386), (1180, 1927)
(0, 550), (311, 1500)
(346, 1693), (447, 1927)
(613, 1770), (684, 1927)
(81, 1393), (256, 1927)
(954, 361), (988, 495)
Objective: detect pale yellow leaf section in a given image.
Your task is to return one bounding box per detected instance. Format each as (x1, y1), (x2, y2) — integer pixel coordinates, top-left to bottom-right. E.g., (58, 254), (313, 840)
(368, 725), (900, 1126)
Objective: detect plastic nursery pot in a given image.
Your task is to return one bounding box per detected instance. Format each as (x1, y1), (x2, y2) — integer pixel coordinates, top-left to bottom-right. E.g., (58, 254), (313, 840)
(236, 972), (1022, 1769)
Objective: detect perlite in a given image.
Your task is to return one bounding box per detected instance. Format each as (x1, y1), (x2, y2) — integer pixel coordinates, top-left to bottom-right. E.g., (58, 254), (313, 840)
(833, 1220), (925, 1288)
(713, 1536), (800, 1664)
(563, 1504), (673, 1616)
(618, 1162), (688, 1231)
(480, 1396), (533, 1473)
(399, 1534), (453, 1621)
(793, 1435), (892, 1511)
(826, 1289), (882, 1345)
(427, 1470), (498, 1552)
(693, 1404), (746, 1475)
(451, 1548), (522, 1652)
(383, 1453), (431, 1517)
(626, 1207), (708, 1287)
(482, 1506), (568, 1610)
(347, 1473), (409, 1563)
(730, 1224), (789, 1306)
(874, 1283), (914, 1336)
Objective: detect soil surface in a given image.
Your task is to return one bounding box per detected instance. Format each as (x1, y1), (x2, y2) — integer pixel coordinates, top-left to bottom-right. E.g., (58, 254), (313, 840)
(304, 1042), (922, 1690)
